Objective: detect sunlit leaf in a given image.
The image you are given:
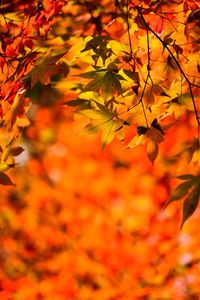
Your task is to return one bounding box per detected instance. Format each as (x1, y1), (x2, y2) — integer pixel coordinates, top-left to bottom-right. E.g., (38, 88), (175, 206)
(84, 71), (122, 98)
(101, 119), (116, 149)
(126, 134), (144, 148)
(80, 109), (114, 120)
(77, 70), (106, 79)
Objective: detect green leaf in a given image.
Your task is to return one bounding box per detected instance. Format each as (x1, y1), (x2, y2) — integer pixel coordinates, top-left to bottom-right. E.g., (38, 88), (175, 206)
(115, 74), (126, 81)
(0, 173), (15, 186)
(84, 78), (103, 92)
(178, 93), (191, 103)
(84, 72), (122, 98)
(177, 174), (195, 181)
(101, 119), (116, 149)
(101, 72), (122, 98)
(80, 108), (114, 120)
(81, 36), (110, 52)
(170, 181), (193, 200)
(89, 99), (110, 112)
(76, 70), (105, 79)
(181, 185), (200, 229)
(64, 98), (90, 107)
(45, 50), (69, 65)
(107, 62), (119, 72)
(164, 180), (194, 208)
(123, 70), (139, 84)
(81, 36), (112, 64)
(78, 101), (121, 148)
(170, 93), (193, 110)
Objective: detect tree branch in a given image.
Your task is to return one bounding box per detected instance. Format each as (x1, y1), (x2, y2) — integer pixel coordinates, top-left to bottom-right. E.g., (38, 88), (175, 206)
(137, 6), (200, 145)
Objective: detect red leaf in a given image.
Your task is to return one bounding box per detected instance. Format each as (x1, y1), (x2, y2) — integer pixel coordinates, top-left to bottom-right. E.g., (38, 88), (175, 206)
(183, 1), (189, 12)
(144, 0), (151, 4)
(24, 39), (34, 50)
(155, 17), (164, 35)
(5, 45), (16, 56)
(18, 41), (25, 55)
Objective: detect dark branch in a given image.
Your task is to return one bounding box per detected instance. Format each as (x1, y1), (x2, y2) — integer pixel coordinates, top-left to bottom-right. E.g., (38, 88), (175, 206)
(137, 6), (200, 145)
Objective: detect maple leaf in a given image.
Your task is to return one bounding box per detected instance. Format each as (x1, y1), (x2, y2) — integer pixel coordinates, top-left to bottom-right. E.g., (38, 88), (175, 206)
(123, 70), (140, 84)
(83, 70), (123, 99)
(154, 17), (164, 36)
(164, 178), (195, 208)
(81, 36), (113, 65)
(164, 93), (193, 118)
(181, 183), (200, 229)
(3, 88), (29, 131)
(78, 102), (125, 148)
(163, 174), (200, 228)
(26, 50), (68, 88)
(174, 138), (199, 167)
(127, 119), (164, 162)
(146, 126), (164, 144)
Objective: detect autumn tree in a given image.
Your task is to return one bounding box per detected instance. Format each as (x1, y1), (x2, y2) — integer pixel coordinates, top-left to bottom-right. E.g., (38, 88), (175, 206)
(1, 1), (200, 300)
(0, 0), (200, 225)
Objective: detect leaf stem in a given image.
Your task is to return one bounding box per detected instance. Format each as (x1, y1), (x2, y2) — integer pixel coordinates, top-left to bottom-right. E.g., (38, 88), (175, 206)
(126, 1), (149, 127)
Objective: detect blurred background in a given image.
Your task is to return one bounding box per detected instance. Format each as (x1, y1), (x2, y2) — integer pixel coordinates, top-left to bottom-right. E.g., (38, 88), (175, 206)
(0, 83), (200, 300)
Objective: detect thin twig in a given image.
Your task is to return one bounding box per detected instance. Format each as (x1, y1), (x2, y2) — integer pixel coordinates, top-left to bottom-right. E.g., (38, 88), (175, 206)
(126, 0), (133, 57)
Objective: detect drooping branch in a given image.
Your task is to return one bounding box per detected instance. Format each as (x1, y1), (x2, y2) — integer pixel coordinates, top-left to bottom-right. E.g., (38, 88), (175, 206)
(137, 6), (200, 145)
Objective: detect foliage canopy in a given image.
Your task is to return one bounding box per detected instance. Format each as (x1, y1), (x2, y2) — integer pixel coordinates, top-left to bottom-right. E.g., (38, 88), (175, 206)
(0, 1), (200, 225)
(1, 1), (200, 299)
